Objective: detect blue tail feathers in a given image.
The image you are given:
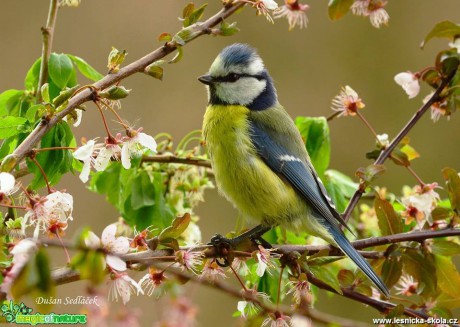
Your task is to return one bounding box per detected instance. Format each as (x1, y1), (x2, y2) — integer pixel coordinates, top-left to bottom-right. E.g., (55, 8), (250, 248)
(328, 227), (390, 297)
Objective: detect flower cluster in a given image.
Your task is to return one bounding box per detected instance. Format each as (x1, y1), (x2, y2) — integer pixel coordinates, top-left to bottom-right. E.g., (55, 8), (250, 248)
(72, 128), (157, 183)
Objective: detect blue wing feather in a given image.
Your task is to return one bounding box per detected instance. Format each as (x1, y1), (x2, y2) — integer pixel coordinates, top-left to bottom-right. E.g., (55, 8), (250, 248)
(249, 121), (390, 297)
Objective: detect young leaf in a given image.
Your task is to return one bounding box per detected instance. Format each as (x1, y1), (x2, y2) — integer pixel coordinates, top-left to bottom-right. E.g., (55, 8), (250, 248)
(130, 170), (155, 210)
(328, 0), (353, 21)
(145, 60), (165, 80)
(0, 116), (28, 139)
(324, 169), (358, 213)
(158, 32), (172, 42)
(442, 167), (460, 212)
(169, 46), (184, 64)
(67, 54), (104, 81)
(48, 53), (74, 89)
(295, 116), (330, 178)
(159, 213), (191, 241)
(374, 197), (403, 235)
(434, 254), (460, 299)
(356, 164), (386, 186)
(183, 3), (207, 27)
(182, 3), (195, 19)
(337, 269), (355, 286)
(219, 21), (239, 36)
(421, 20), (460, 49)
(25, 104), (44, 123)
(24, 58), (42, 91)
(0, 90), (24, 117)
(431, 240), (460, 256)
(107, 47), (127, 73)
(381, 255), (402, 289)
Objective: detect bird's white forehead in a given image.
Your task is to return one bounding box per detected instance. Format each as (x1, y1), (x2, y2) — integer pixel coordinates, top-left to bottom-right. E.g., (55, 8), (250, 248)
(209, 55), (264, 77)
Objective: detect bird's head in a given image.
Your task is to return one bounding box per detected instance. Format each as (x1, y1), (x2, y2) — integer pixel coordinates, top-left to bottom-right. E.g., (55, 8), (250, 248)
(198, 43), (277, 111)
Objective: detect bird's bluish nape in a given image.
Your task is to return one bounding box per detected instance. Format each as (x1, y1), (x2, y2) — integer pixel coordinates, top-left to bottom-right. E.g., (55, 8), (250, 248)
(199, 43), (390, 297)
(198, 43), (277, 111)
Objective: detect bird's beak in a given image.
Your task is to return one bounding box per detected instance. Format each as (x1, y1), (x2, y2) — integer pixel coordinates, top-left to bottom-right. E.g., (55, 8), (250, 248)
(198, 74), (214, 85)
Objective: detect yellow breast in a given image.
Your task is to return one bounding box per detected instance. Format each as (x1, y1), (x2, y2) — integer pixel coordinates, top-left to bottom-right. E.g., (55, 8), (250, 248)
(202, 105), (305, 225)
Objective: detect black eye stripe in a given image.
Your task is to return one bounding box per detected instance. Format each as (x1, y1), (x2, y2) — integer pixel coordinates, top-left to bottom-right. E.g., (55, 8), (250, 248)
(214, 73), (264, 83)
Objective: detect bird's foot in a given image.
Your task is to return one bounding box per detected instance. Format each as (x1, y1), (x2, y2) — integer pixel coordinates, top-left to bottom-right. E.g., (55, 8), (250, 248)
(208, 234), (235, 267)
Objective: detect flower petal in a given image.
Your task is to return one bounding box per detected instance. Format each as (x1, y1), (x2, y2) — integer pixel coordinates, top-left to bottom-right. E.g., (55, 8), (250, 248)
(138, 133), (157, 153)
(121, 143), (131, 169)
(110, 236), (130, 254)
(107, 254), (127, 271)
(0, 172), (15, 193)
(101, 224), (117, 245)
(79, 160), (91, 183)
(73, 140), (95, 161)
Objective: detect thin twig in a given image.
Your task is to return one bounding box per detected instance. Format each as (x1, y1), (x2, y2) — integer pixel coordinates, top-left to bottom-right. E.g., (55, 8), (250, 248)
(37, 0), (59, 103)
(342, 67), (459, 222)
(141, 154), (211, 168)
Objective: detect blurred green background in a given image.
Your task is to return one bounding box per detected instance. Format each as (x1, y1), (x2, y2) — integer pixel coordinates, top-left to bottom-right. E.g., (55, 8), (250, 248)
(1, 1), (459, 326)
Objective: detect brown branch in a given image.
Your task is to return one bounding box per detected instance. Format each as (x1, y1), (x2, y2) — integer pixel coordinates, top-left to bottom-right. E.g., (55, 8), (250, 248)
(342, 66), (459, 223)
(8, 2), (245, 171)
(37, 0), (59, 103)
(141, 154), (211, 168)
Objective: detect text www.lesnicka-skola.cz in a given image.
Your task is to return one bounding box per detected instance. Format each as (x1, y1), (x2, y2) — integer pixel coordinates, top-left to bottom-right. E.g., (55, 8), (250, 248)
(372, 317), (458, 325)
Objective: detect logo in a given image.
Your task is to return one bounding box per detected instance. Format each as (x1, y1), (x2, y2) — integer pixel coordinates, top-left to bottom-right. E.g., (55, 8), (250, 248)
(1, 301), (87, 325)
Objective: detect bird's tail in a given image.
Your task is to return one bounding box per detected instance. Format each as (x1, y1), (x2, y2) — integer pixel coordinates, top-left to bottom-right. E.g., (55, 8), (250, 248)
(328, 227), (390, 297)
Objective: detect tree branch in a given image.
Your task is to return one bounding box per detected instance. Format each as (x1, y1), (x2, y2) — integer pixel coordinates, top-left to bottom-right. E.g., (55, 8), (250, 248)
(7, 2), (245, 170)
(342, 66), (459, 222)
(37, 0), (59, 103)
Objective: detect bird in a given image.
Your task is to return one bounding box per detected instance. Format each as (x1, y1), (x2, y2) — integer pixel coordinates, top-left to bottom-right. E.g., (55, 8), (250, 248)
(198, 43), (389, 297)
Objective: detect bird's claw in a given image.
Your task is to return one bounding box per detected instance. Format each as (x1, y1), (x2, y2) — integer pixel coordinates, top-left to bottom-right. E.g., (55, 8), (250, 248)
(208, 234), (234, 267)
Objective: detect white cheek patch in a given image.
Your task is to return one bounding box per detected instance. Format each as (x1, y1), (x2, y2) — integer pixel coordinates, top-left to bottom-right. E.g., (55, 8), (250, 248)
(279, 155), (302, 162)
(216, 78), (266, 106)
(247, 57), (264, 75)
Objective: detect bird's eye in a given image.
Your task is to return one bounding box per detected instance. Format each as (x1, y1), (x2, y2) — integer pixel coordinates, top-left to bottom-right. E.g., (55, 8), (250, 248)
(226, 73), (240, 82)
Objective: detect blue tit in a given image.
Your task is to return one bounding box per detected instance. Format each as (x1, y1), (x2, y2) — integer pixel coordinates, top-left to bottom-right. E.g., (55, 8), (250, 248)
(198, 43), (389, 297)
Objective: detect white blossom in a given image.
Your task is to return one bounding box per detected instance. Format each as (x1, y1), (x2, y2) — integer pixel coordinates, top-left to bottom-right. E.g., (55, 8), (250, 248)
(394, 72), (420, 99)
(121, 130), (157, 169)
(73, 140), (96, 183)
(0, 172), (19, 196)
(331, 85), (365, 117)
(108, 273), (143, 305)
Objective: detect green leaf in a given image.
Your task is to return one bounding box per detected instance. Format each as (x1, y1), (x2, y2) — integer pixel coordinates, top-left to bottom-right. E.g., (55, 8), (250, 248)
(182, 3), (195, 19)
(158, 32), (172, 42)
(308, 256), (343, 266)
(356, 164), (386, 186)
(442, 167), (460, 212)
(0, 90), (24, 117)
(130, 170), (155, 210)
(338, 269), (355, 286)
(324, 169), (358, 213)
(27, 122), (75, 189)
(381, 255), (402, 289)
(25, 104), (43, 123)
(402, 248), (437, 296)
(374, 197), (403, 235)
(52, 84), (81, 108)
(438, 293), (460, 309)
(90, 162), (123, 208)
(0, 116), (28, 139)
(107, 47), (127, 73)
(67, 54), (104, 81)
(99, 85), (131, 100)
(295, 116), (330, 178)
(328, 0), (353, 21)
(434, 254), (460, 299)
(169, 46), (184, 64)
(257, 268), (282, 303)
(386, 304), (405, 319)
(0, 137), (19, 160)
(48, 53), (74, 89)
(24, 58), (41, 90)
(71, 250), (106, 285)
(219, 21), (239, 36)
(421, 20), (460, 49)
(310, 265), (342, 294)
(145, 60), (165, 80)
(183, 3), (207, 27)
(159, 213), (191, 241)
(432, 240), (460, 256)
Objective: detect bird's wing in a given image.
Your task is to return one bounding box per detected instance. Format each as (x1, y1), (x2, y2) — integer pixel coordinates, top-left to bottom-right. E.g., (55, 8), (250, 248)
(249, 121), (352, 233)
